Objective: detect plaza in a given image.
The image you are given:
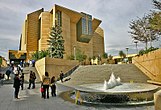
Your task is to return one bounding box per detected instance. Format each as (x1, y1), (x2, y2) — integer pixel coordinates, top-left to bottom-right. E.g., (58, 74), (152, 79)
(0, 1), (161, 110)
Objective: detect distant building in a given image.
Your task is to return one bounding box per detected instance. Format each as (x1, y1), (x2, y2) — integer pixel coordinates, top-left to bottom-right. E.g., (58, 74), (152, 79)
(8, 50), (27, 65)
(18, 4), (104, 61)
(0, 56), (7, 67)
(113, 54), (137, 64)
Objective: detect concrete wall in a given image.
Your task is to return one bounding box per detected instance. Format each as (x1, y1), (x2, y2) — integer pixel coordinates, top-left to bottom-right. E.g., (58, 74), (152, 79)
(62, 12), (71, 59)
(93, 27), (104, 57)
(21, 20), (27, 50)
(35, 57), (79, 81)
(132, 48), (161, 82)
(39, 12), (52, 51)
(35, 58), (45, 81)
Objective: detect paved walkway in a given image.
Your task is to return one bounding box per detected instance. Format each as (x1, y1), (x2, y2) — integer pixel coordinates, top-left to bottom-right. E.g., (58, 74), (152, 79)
(0, 83), (154, 110)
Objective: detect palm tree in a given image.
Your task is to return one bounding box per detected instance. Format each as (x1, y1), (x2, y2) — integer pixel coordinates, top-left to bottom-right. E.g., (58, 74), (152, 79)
(119, 50), (126, 61)
(47, 25), (64, 58)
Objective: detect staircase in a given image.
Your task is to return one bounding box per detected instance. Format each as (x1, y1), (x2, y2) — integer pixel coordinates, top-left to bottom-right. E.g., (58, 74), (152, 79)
(62, 64), (150, 86)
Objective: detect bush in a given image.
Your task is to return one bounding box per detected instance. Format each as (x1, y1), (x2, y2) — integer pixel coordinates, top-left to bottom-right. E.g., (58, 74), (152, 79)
(139, 47), (159, 55)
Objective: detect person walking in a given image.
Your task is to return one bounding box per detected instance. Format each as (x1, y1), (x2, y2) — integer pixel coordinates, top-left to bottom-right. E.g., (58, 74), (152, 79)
(5, 69), (11, 80)
(50, 76), (56, 97)
(59, 71), (64, 83)
(0, 73), (4, 87)
(32, 72), (36, 89)
(13, 74), (21, 99)
(42, 72), (50, 99)
(20, 73), (24, 90)
(27, 71), (36, 89)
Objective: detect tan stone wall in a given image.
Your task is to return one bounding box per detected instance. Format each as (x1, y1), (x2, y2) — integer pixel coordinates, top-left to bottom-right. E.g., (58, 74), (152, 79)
(93, 27), (104, 57)
(0, 58), (7, 67)
(39, 12), (52, 51)
(26, 9), (44, 59)
(132, 48), (161, 82)
(35, 57), (79, 81)
(21, 20), (27, 50)
(35, 58), (45, 81)
(62, 12), (71, 59)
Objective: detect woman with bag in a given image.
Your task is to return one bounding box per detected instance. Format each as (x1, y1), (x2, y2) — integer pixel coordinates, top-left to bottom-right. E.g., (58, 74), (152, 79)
(42, 72), (50, 99)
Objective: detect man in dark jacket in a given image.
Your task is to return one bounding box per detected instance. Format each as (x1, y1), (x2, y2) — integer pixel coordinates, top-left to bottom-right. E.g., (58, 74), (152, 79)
(5, 69), (11, 80)
(13, 74), (21, 99)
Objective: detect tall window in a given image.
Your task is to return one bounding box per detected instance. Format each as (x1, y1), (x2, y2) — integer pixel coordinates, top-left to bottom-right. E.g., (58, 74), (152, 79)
(55, 11), (62, 26)
(81, 13), (92, 35)
(77, 13), (93, 43)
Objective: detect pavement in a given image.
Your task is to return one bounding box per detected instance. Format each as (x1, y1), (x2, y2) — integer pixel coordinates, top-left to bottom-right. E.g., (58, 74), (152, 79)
(0, 83), (154, 110)
(0, 66), (155, 110)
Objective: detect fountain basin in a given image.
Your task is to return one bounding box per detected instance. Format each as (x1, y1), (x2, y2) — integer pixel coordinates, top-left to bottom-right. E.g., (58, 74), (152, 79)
(71, 83), (159, 105)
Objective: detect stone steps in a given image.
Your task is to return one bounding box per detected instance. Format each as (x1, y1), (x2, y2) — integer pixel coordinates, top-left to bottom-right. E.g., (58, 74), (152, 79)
(62, 64), (150, 86)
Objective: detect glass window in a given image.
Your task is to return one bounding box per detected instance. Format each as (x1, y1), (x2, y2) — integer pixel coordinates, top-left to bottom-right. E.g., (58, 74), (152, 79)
(55, 11), (62, 26)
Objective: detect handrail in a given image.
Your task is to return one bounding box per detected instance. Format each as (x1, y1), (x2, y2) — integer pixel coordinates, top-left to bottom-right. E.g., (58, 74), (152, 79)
(133, 58), (156, 77)
(57, 64), (79, 81)
(64, 64), (79, 78)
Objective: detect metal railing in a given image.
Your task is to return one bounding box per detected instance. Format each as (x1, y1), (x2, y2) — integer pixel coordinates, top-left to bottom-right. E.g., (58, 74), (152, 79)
(133, 59), (156, 77)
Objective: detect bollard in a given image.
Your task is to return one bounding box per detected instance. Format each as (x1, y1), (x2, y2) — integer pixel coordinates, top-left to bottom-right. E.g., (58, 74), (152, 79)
(75, 90), (83, 104)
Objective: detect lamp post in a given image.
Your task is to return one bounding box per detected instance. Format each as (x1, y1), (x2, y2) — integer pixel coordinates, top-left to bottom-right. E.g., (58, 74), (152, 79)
(134, 41), (138, 54)
(126, 47), (129, 63)
(73, 46), (76, 60)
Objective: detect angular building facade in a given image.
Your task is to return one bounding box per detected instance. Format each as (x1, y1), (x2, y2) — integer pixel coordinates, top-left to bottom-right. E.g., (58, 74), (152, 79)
(20, 4), (105, 60)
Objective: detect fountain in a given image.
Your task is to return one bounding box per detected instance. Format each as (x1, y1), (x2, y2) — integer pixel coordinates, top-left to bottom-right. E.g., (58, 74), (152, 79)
(104, 73), (121, 90)
(68, 73), (159, 105)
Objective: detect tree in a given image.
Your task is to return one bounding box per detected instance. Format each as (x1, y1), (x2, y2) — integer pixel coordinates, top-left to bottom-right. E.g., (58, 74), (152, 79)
(75, 49), (87, 62)
(149, 0), (161, 35)
(149, 12), (161, 34)
(102, 52), (108, 58)
(47, 25), (64, 58)
(119, 51), (126, 61)
(32, 50), (49, 61)
(153, 0), (161, 10)
(129, 16), (159, 50)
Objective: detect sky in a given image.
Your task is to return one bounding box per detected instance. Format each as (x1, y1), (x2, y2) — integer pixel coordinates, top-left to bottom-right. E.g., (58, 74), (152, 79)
(0, 0), (160, 59)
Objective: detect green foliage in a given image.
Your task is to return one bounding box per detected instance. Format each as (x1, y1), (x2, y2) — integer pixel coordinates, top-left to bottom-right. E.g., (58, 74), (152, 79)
(88, 57), (91, 61)
(129, 16), (159, 50)
(129, 0), (161, 50)
(0, 58), (2, 65)
(119, 51), (126, 58)
(102, 53), (108, 58)
(75, 49), (87, 62)
(139, 47), (159, 55)
(153, 0), (161, 10)
(67, 55), (74, 60)
(119, 50), (126, 62)
(92, 56), (96, 60)
(32, 50), (49, 61)
(47, 25), (64, 58)
(149, 12), (161, 35)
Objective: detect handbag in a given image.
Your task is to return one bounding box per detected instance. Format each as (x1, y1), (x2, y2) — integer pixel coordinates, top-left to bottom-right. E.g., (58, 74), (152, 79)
(40, 87), (44, 92)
